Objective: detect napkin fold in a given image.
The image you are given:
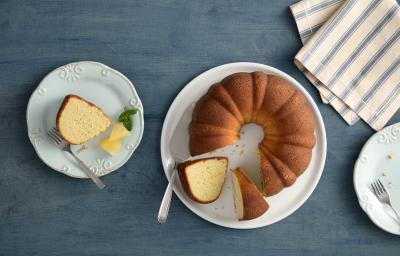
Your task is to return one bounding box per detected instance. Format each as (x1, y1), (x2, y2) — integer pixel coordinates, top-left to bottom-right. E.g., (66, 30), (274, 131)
(291, 0), (400, 130)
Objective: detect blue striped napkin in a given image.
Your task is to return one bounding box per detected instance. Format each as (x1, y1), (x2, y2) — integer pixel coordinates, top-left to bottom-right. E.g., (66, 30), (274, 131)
(291, 0), (400, 130)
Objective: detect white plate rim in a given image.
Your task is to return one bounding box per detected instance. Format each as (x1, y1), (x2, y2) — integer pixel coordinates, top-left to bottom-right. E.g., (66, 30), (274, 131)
(353, 123), (400, 235)
(160, 62), (327, 229)
(26, 61), (144, 178)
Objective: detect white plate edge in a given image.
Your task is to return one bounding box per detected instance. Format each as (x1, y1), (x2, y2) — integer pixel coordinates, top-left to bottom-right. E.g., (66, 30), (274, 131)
(160, 62), (327, 229)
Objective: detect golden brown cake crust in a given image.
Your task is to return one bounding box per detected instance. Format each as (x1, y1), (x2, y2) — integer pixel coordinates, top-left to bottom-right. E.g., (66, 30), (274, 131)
(233, 168), (269, 221)
(177, 157), (228, 204)
(56, 94), (112, 144)
(189, 72), (316, 197)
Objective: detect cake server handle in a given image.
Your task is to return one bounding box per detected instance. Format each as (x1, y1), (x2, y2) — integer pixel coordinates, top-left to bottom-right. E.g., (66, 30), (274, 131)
(157, 163), (177, 224)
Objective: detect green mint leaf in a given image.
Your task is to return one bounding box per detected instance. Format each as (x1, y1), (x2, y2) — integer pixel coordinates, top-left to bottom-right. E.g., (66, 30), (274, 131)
(118, 108), (137, 122)
(125, 109), (137, 116)
(118, 108), (137, 131)
(123, 119), (133, 131)
(118, 116), (127, 123)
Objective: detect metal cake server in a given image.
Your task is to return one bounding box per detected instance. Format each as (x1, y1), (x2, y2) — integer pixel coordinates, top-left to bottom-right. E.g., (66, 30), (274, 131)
(157, 102), (243, 223)
(157, 103), (195, 223)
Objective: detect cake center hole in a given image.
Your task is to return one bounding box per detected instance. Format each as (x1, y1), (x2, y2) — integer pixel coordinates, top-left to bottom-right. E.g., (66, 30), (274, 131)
(239, 123), (264, 144)
(236, 123), (264, 190)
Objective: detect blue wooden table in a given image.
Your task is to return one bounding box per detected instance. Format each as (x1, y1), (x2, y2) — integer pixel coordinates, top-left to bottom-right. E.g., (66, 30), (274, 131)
(1, 0), (399, 255)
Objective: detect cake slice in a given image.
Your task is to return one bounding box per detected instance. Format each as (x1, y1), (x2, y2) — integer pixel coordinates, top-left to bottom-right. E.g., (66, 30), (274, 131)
(56, 95), (112, 144)
(177, 157), (228, 204)
(232, 168), (269, 221)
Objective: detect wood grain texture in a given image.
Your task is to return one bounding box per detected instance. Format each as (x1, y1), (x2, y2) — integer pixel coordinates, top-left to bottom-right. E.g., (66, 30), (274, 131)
(0, 0), (400, 255)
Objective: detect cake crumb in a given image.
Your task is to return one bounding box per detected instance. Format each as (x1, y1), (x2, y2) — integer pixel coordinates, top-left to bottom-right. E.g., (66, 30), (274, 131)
(388, 154), (395, 160)
(77, 144), (88, 153)
(240, 150), (244, 155)
(382, 171), (389, 176)
(388, 182), (394, 188)
(235, 145), (239, 148)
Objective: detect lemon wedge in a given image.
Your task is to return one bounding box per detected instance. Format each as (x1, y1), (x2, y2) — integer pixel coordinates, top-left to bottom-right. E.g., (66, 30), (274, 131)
(98, 139), (122, 156)
(108, 122), (130, 141)
(98, 122), (130, 156)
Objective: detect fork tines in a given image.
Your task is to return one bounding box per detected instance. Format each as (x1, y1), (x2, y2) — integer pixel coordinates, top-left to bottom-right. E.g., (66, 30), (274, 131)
(371, 179), (387, 197)
(47, 127), (63, 144)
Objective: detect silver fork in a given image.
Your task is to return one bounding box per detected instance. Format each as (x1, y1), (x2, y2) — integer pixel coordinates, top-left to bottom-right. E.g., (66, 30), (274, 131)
(371, 179), (400, 221)
(47, 128), (106, 189)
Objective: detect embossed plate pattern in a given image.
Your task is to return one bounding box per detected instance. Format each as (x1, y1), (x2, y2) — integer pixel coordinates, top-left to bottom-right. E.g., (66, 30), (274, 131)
(354, 123), (400, 235)
(27, 61), (144, 178)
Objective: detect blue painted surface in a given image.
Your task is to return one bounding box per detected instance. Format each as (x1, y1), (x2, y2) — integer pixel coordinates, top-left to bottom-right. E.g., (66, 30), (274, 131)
(1, 0), (400, 255)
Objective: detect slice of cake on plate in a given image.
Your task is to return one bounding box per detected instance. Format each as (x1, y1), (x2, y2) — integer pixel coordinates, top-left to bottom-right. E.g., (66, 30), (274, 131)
(177, 157), (228, 204)
(56, 95), (112, 144)
(232, 168), (269, 221)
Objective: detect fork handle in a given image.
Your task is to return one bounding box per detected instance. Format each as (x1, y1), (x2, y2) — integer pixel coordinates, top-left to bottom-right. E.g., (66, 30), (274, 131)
(389, 204), (400, 222)
(70, 153), (106, 189)
(157, 170), (176, 224)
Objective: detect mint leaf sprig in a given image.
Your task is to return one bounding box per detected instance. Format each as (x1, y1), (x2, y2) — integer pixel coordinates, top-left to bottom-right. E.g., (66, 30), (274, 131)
(118, 108), (138, 131)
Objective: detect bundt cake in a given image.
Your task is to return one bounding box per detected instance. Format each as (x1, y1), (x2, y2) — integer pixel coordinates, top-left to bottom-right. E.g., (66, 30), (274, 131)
(177, 157), (228, 204)
(189, 72), (316, 196)
(56, 95), (112, 144)
(232, 168), (269, 220)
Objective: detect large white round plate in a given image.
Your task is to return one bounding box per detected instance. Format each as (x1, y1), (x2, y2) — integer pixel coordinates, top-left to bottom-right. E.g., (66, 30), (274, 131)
(354, 123), (400, 235)
(160, 62), (327, 229)
(27, 61), (144, 178)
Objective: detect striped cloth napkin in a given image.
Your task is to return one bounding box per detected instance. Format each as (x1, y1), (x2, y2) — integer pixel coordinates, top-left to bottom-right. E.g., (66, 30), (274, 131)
(290, 0), (400, 130)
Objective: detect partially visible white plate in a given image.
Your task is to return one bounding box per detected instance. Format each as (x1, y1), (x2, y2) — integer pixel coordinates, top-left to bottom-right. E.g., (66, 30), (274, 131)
(27, 61), (144, 178)
(160, 62), (327, 229)
(354, 123), (400, 235)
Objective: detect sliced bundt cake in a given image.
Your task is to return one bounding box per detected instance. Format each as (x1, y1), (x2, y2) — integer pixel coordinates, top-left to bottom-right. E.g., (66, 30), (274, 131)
(189, 72), (316, 196)
(177, 157), (228, 204)
(56, 95), (112, 144)
(232, 168), (269, 221)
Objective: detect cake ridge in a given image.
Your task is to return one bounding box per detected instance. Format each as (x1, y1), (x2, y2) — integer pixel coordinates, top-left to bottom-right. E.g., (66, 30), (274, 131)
(208, 83), (245, 124)
(205, 96), (242, 124)
(262, 142), (312, 176)
(221, 73), (254, 123)
(263, 134), (316, 149)
(190, 123), (239, 136)
(251, 72), (268, 122)
(268, 89), (297, 118)
(261, 144), (297, 187)
(272, 91), (305, 120)
(274, 108), (316, 135)
(191, 95), (241, 131)
(258, 145), (285, 196)
(190, 135), (238, 156)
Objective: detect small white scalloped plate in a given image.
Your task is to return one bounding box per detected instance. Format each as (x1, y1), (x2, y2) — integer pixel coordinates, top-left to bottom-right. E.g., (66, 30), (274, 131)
(160, 62), (327, 229)
(354, 123), (400, 235)
(26, 61), (144, 178)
